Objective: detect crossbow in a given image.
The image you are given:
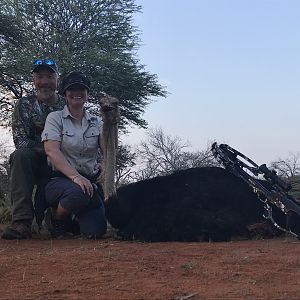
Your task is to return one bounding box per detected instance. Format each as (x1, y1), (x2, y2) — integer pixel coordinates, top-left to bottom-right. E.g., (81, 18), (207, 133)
(212, 142), (300, 238)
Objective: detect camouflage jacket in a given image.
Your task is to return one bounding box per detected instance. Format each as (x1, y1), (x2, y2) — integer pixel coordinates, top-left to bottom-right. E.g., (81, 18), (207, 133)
(12, 94), (65, 150)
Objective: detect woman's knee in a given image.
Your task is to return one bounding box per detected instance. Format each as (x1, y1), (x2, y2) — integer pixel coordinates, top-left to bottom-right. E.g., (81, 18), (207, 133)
(45, 178), (89, 212)
(59, 183), (90, 213)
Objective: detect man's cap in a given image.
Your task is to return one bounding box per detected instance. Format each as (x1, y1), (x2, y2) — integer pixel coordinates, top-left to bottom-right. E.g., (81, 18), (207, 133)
(32, 59), (58, 74)
(62, 71), (91, 93)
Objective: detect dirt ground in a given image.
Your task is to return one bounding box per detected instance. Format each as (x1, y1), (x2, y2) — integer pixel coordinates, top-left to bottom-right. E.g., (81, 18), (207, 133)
(1, 225), (300, 300)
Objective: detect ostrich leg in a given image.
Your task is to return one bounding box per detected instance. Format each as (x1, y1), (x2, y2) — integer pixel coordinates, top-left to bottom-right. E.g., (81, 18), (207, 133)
(97, 95), (119, 201)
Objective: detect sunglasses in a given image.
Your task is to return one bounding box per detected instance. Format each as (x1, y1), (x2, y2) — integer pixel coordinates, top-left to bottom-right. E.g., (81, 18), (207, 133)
(33, 59), (56, 66)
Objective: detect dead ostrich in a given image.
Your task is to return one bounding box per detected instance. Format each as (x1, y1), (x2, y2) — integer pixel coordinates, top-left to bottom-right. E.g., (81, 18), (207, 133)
(105, 167), (283, 242)
(97, 99), (299, 242)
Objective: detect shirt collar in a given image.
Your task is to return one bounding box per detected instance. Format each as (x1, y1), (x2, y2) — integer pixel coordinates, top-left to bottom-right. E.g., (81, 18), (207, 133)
(62, 105), (72, 118)
(62, 105), (94, 122)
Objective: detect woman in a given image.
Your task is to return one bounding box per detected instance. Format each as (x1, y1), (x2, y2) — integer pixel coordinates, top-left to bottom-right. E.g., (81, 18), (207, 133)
(42, 71), (107, 238)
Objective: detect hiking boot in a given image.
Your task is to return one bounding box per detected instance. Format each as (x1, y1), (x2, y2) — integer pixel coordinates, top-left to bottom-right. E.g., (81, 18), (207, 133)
(51, 218), (66, 239)
(48, 211), (66, 239)
(44, 208), (75, 239)
(2, 220), (32, 240)
(65, 216), (80, 236)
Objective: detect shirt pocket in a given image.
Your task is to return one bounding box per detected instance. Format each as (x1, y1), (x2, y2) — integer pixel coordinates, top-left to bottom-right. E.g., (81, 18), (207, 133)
(85, 128), (100, 151)
(61, 130), (76, 148)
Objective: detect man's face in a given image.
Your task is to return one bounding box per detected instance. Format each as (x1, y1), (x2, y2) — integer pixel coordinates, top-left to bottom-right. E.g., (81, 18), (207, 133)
(32, 68), (58, 101)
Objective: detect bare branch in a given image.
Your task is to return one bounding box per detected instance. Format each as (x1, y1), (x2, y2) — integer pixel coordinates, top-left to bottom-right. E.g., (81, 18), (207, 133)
(134, 128), (218, 180)
(270, 153), (300, 179)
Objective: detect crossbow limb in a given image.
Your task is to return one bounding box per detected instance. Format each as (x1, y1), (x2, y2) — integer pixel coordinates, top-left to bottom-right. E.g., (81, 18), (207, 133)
(212, 142), (300, 238)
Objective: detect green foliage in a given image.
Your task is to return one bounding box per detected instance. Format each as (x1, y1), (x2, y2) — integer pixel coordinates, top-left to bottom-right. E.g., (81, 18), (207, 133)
(0, 208), (10, 223)
(180, 261), (196, 271)
(0, 141), (10, 223)
(0, 201), (11, 224)
(0, 0), (166, 129)
(0, 13), (24, 47)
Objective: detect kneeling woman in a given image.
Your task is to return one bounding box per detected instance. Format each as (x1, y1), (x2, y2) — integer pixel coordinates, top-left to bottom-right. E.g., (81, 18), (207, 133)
(42, 71), (107, 238)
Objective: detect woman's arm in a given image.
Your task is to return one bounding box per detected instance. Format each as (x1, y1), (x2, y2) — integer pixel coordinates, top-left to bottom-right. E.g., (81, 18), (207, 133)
(44, 140), (94, 196)
(44, 140), (78, 180)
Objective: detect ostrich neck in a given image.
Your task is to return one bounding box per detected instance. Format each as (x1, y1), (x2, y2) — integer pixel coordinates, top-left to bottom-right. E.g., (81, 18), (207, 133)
(97, 121), (118, 201)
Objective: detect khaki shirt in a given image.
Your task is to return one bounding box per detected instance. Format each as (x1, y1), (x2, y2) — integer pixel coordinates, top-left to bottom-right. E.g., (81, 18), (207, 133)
(42, 105), (103, 176)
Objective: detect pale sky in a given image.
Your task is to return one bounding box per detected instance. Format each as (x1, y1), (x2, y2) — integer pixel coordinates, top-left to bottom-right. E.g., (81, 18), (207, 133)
(1, 1), (300, 166)
(126, 0), (300, 165)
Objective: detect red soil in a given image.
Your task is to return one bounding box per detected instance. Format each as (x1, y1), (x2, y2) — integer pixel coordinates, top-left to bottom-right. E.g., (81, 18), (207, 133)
(1, 228), (300, 300)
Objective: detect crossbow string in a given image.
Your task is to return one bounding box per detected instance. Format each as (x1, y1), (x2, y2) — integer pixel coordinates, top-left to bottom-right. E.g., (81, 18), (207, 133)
(212, 142), (300, 238)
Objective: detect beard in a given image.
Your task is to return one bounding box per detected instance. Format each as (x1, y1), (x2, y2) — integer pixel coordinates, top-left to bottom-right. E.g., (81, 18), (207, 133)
(35, 87), (56, 100)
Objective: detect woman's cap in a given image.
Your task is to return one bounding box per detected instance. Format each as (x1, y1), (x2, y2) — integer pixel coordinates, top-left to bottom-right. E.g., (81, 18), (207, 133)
(62, 71), (91, 93)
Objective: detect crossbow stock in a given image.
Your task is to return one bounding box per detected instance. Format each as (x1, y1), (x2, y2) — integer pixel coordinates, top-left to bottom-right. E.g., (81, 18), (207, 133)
(212, 142), (300, 238)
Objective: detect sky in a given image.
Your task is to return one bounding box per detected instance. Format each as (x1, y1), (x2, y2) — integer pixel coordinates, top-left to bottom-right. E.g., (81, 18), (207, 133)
(126, 0), (300, 165)
(1, 0), (300, 166)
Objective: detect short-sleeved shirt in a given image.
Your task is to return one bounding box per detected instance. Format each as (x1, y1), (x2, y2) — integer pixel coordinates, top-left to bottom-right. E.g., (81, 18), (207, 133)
(12, 94), (65, 149)
(41, 105), (103, 176)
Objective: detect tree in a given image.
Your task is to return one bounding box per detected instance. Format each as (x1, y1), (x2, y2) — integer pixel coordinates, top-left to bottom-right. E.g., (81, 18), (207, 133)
(130, 128), (218, 180)
(270, 153), (300, 179)
(0, 0), (166, 130)
(270, 153), (300, 201)
(115, 143), (136, 186)
(0, 137), (10, 202)
(0, 13), (24, 47)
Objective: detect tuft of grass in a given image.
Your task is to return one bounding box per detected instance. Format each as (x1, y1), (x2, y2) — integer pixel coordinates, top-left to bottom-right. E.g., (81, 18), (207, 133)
(180, 261), (196, 271)
(0, 196), (12, 224)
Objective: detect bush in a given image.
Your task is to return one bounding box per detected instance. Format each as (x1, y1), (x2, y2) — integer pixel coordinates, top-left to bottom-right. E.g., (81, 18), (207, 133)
(0, 197), (11, 224)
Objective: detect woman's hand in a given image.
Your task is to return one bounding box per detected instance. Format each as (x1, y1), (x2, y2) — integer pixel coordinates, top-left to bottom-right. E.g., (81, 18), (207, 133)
(72, 175), (94, 197)
(44, 140), (94, 198)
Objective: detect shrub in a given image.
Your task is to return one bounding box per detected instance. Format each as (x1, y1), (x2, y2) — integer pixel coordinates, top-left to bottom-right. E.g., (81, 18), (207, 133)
(0, 197), (11, 224)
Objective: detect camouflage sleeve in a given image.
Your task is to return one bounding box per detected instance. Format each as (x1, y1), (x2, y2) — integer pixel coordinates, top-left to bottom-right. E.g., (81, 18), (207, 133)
(11, 100), (41, 150)
(41, 112), (62, 142)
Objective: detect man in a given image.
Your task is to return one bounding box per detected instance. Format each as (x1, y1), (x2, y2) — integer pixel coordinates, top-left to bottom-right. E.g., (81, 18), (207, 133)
(2, 59), (65, 239)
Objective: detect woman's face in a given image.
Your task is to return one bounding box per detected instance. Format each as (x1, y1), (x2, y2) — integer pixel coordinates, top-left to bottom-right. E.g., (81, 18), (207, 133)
(65, 86), (88, 108)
